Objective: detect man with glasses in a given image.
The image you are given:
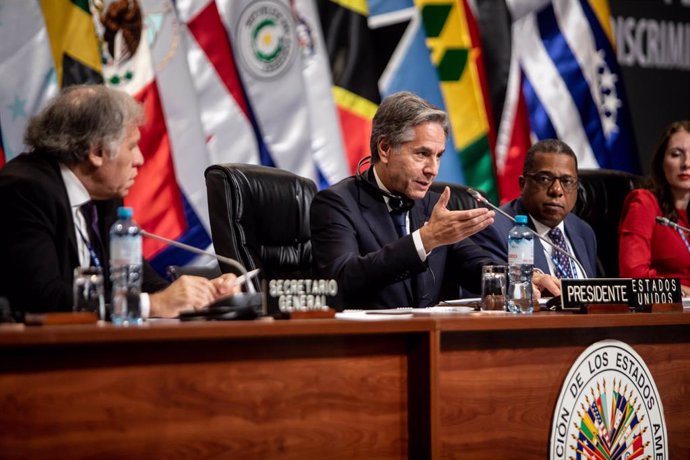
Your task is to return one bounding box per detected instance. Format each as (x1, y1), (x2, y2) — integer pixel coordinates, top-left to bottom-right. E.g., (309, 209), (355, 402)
(472, 139), (598, 279)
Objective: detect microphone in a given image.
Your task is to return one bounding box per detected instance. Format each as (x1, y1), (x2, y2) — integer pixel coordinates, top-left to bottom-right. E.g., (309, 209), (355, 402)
(140, 230), (257, 293)
(655, 216), (690, 233)
(466, 188), (588, 278)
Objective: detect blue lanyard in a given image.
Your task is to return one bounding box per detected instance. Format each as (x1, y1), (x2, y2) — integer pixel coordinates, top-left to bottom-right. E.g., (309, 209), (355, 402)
(551, 255), (577, 279)
(76, 225), (102, 269)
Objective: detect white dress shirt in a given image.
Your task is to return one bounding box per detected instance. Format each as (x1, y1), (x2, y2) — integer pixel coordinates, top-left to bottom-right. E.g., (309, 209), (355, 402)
(59, 165), (151, 317)
(373, 168), (428, 261)
(530, 216), (585, 279)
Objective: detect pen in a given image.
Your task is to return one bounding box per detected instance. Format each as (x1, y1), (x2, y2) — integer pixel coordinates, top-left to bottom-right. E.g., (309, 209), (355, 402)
(230, 268), (261, 288)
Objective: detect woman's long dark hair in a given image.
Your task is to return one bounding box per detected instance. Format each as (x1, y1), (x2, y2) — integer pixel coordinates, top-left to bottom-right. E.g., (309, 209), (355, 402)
(648, 120), (690, 222)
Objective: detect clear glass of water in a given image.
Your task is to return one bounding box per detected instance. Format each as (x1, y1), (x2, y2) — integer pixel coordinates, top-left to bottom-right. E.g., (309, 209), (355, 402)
(481, 265), (507, 311)
(73, 266), (105, 320)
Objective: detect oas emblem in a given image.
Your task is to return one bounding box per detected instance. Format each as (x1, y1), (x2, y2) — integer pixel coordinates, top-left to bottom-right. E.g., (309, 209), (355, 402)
(550, 340), (667, 459)
(235, 0), (296, 79)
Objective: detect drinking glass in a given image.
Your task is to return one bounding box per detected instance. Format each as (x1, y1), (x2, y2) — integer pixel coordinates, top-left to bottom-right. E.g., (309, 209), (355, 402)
(73, 267), (105, 320)
(481, 265), (507, 311)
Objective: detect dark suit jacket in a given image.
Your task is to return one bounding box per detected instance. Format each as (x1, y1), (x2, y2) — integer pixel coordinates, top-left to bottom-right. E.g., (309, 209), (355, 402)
(470, 198), (598, 277)
(310, 173), (497, 309)
(0, 152), (168, 314)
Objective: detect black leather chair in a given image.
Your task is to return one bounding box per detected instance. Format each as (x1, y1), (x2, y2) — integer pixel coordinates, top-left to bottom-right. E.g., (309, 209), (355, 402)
(429, 181), (484, 210)
(573, 168), (644, 277)
(205, 164), (317, 290)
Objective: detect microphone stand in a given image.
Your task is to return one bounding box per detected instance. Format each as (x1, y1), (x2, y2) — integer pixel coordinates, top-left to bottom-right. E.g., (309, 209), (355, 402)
(140, 230), (257, 294)
(655, 216), (690, 233)
(466, 188), (588, 277)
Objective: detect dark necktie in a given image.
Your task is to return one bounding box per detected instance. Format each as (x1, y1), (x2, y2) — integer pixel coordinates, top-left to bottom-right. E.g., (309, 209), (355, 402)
(548, 227), (575, 279)
(390, 210), (408, 238)
(80, 201), (106, 269)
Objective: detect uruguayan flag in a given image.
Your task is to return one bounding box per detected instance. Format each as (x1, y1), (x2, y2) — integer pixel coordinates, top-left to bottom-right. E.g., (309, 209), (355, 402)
(509, 0), (640, 172)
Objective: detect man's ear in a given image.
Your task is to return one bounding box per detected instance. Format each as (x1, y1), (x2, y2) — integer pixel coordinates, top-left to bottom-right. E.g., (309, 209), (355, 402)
(518, 175), (526, 190)
(377, 139), (391, 164)
(87, 146), (106, 168)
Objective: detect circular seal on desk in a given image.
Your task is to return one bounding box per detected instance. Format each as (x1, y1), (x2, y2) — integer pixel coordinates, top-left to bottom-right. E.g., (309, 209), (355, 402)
(550, 340), (667, 459)
(235, 0), (296, 79)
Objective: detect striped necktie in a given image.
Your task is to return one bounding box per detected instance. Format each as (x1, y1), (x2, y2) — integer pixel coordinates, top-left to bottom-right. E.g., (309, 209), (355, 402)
(547, 227), (575, 279)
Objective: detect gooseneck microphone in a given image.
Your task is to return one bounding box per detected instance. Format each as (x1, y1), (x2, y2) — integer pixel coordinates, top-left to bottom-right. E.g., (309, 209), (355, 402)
(655, 216), (690, 233)
(466, 188), (588, 278)
(140, 230), (257, 293)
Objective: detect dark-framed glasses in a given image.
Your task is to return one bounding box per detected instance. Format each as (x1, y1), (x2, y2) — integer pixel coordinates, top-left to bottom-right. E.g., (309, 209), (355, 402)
(524, 172), (578, 191)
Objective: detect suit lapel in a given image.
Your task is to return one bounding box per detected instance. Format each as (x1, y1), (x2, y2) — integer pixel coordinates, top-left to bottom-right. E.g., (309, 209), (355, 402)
(358, 172), (415, 304)
(49, 157), (80, 269)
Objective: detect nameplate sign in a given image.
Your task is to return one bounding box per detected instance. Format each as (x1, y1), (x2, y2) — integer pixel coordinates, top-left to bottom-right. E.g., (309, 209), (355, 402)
(266, 279), (339, 315)
(629, 278), (682, 312)
(560, 278), (681, 312)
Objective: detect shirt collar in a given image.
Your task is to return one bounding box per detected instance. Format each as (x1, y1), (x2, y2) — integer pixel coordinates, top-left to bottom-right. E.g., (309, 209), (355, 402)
(530, 215), (566, 237)
(372, 166), (396, 213)
(60, 164), (91, 209)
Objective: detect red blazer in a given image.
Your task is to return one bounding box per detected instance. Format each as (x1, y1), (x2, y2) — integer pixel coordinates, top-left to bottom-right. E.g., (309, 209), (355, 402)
(619, 188), (690, 285)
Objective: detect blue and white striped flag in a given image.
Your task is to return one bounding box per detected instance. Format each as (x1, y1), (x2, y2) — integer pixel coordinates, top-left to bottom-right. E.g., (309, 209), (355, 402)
(510, 0), (640, 172)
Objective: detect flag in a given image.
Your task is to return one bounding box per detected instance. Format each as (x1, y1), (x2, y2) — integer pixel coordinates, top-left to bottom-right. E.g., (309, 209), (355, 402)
(92, 0), (212, 271)
(293, 0), (350, 187)
(176, 0), (261, 168)
(0, 1), (58, 163)
(319, 0), (381, 174)
(368, 0), (466, 185)
(40, 0), (103, 87)
(416, 0), (499, 203)
(217, 0), (318, 182)
(510, 0), (640, 182)
(475, 0), (532, 202)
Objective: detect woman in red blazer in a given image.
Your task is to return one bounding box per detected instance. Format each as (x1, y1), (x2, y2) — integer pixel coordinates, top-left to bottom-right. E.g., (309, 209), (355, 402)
(619, 121), (690, 294)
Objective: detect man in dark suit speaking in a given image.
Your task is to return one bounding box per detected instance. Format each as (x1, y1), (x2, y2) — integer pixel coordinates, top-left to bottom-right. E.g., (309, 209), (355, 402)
(471, 139), (598, 279)
(0, 85), (238, 318)
(310, 92), (558, 309)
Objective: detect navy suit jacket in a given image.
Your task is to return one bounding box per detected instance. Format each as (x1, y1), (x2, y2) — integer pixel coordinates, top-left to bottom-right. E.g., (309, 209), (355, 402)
(310, 173), (497, 309)
(0, 152), (168, 314)
(470, 198), (598, 278)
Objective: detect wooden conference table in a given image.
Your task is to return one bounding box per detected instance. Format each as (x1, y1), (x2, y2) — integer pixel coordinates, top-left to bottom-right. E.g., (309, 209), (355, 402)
(0, 311), (689, 459)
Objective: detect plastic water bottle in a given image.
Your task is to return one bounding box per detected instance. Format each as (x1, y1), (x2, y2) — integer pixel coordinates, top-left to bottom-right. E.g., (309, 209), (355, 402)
(507, 214), (534, 314)
(109, 207), (143, 325)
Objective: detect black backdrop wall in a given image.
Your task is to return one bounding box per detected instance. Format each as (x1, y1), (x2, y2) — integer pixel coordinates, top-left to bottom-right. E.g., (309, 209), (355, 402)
(610, 0), (690, 172)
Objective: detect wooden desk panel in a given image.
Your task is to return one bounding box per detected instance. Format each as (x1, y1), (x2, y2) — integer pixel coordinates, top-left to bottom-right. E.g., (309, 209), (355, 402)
(437, 313), (690, 459)
(0, 319), (436, 460)
(1, 313), (689, 459)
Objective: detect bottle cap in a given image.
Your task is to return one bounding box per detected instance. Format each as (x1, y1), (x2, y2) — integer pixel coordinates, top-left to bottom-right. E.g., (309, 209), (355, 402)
(515, 214), (528, 224)
(117, 207), (133, 219)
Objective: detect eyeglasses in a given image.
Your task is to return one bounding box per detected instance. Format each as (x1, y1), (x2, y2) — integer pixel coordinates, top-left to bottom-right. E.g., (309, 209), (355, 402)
(524, 173), (579, 192)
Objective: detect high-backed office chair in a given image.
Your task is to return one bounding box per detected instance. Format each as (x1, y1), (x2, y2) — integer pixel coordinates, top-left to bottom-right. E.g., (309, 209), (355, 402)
(205, 164), (317, 290)
(573, 168), (644, 277)
(429, 181), (484, 210)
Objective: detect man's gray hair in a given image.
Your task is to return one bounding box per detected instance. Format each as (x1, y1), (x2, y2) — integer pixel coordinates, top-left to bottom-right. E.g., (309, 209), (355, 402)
(24, 84), (144, 165)
(370, 91), (449, 163)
